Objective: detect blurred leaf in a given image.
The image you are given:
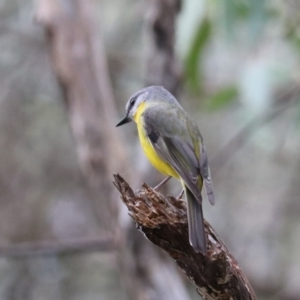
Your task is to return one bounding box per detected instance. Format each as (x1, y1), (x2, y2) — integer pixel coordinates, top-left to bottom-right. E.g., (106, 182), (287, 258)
(185, 17), (212, 93)
(284, 21), (300, 53)
(235, 1), (251, 19)
(223, 0), (237, 38)
(223, 0), (267, 43)
(249, 0), (266, 42)
(206, 86), (238, 111)
(223, 0), (250, 39)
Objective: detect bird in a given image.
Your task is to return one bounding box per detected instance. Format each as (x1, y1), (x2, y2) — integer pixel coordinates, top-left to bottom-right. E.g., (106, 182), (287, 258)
(116, 86), (214, 254)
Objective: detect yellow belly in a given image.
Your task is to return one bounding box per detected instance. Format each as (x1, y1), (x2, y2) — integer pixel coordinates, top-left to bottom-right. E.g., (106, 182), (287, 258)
(134, 103), (179, 178)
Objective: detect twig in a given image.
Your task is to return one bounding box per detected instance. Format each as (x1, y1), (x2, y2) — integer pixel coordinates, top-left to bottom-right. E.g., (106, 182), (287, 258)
(113, 174), (257, 300)
(211, 97), (299, 174)
(0, 237), (115, 258)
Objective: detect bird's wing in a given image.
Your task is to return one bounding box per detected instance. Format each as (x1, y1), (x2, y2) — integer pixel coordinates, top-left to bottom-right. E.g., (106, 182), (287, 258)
(143, 105), (203, 203)
(199, 144), (215, 205)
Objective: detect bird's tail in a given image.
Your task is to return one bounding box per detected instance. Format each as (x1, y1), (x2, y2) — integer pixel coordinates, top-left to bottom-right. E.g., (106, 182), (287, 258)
(185, 186), (207, 254)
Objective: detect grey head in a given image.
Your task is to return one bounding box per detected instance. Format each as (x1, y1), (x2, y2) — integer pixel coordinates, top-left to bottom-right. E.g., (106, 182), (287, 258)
(116, 86), (180, 127)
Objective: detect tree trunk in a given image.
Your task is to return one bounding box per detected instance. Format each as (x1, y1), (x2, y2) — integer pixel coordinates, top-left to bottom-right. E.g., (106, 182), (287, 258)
(36, 1), (190, 299)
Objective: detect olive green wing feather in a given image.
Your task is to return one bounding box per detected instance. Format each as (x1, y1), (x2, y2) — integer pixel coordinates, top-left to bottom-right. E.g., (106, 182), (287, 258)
(143, 104), (215, 205)
(150, 132), (207, 253)
(199, 144), (215, 205)
(143, 105), (202, 202)
(143, 105), (208, 253)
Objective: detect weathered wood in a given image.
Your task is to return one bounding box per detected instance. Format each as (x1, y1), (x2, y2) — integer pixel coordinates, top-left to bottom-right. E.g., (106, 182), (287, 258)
(114, 174), (257, 300)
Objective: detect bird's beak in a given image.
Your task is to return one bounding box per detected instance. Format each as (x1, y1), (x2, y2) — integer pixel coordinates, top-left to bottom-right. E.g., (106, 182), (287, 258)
(116, 116), (131, 127)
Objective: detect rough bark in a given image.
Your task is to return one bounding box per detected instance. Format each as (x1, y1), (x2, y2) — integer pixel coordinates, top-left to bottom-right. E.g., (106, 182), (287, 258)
(114, 174), (257, 300)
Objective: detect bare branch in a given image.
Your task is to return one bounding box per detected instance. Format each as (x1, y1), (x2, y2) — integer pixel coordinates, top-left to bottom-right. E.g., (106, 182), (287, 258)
(211, 85), (300, 174)
(0, 237), (115, 258)
(114, 174), (257, 300)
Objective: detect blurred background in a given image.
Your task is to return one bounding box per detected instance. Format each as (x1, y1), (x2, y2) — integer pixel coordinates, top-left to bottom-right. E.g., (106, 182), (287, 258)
(0, 0), (299, 299)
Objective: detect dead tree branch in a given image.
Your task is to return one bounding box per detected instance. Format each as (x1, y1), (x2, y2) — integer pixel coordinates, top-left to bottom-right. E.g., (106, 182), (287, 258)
(114, 174), (257, 300)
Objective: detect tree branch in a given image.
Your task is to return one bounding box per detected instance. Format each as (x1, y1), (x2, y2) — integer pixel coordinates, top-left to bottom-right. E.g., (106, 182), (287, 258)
(211, 85), (300, 174)
(114, 174), (257, 300)
(0, 237), (115, 258)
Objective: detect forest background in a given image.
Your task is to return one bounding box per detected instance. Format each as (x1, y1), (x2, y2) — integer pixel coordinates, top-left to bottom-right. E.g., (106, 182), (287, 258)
(0, 0), (299, 299)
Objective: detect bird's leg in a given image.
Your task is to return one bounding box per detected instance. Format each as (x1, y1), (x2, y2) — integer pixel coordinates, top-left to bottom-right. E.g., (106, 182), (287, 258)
(177, 189), (184, 199)
(153, 176), (172, 191)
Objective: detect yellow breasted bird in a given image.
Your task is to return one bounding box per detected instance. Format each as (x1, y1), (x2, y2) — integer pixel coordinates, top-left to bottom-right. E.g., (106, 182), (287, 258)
(116, 86), (215, 254)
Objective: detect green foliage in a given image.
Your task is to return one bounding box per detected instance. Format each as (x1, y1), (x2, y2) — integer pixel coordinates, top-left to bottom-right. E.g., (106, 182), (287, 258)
(185, 17), (212, 93)
(284, 13), (300, 54)
(223, 0), (267, 41)
(206, 85), (238, 111)
(248, 0), (266, 42)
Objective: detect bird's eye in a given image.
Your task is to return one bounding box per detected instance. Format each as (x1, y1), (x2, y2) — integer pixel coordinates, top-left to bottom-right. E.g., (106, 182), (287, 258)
(130, 97), (137, 107)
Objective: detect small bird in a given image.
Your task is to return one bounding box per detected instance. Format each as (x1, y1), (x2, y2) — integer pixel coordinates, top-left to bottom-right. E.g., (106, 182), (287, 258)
(116, 86), (214, 254)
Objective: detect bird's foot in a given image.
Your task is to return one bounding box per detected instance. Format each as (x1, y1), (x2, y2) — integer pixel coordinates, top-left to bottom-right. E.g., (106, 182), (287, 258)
(153, 176), (172, 191)
(177, 189), (184, 199)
